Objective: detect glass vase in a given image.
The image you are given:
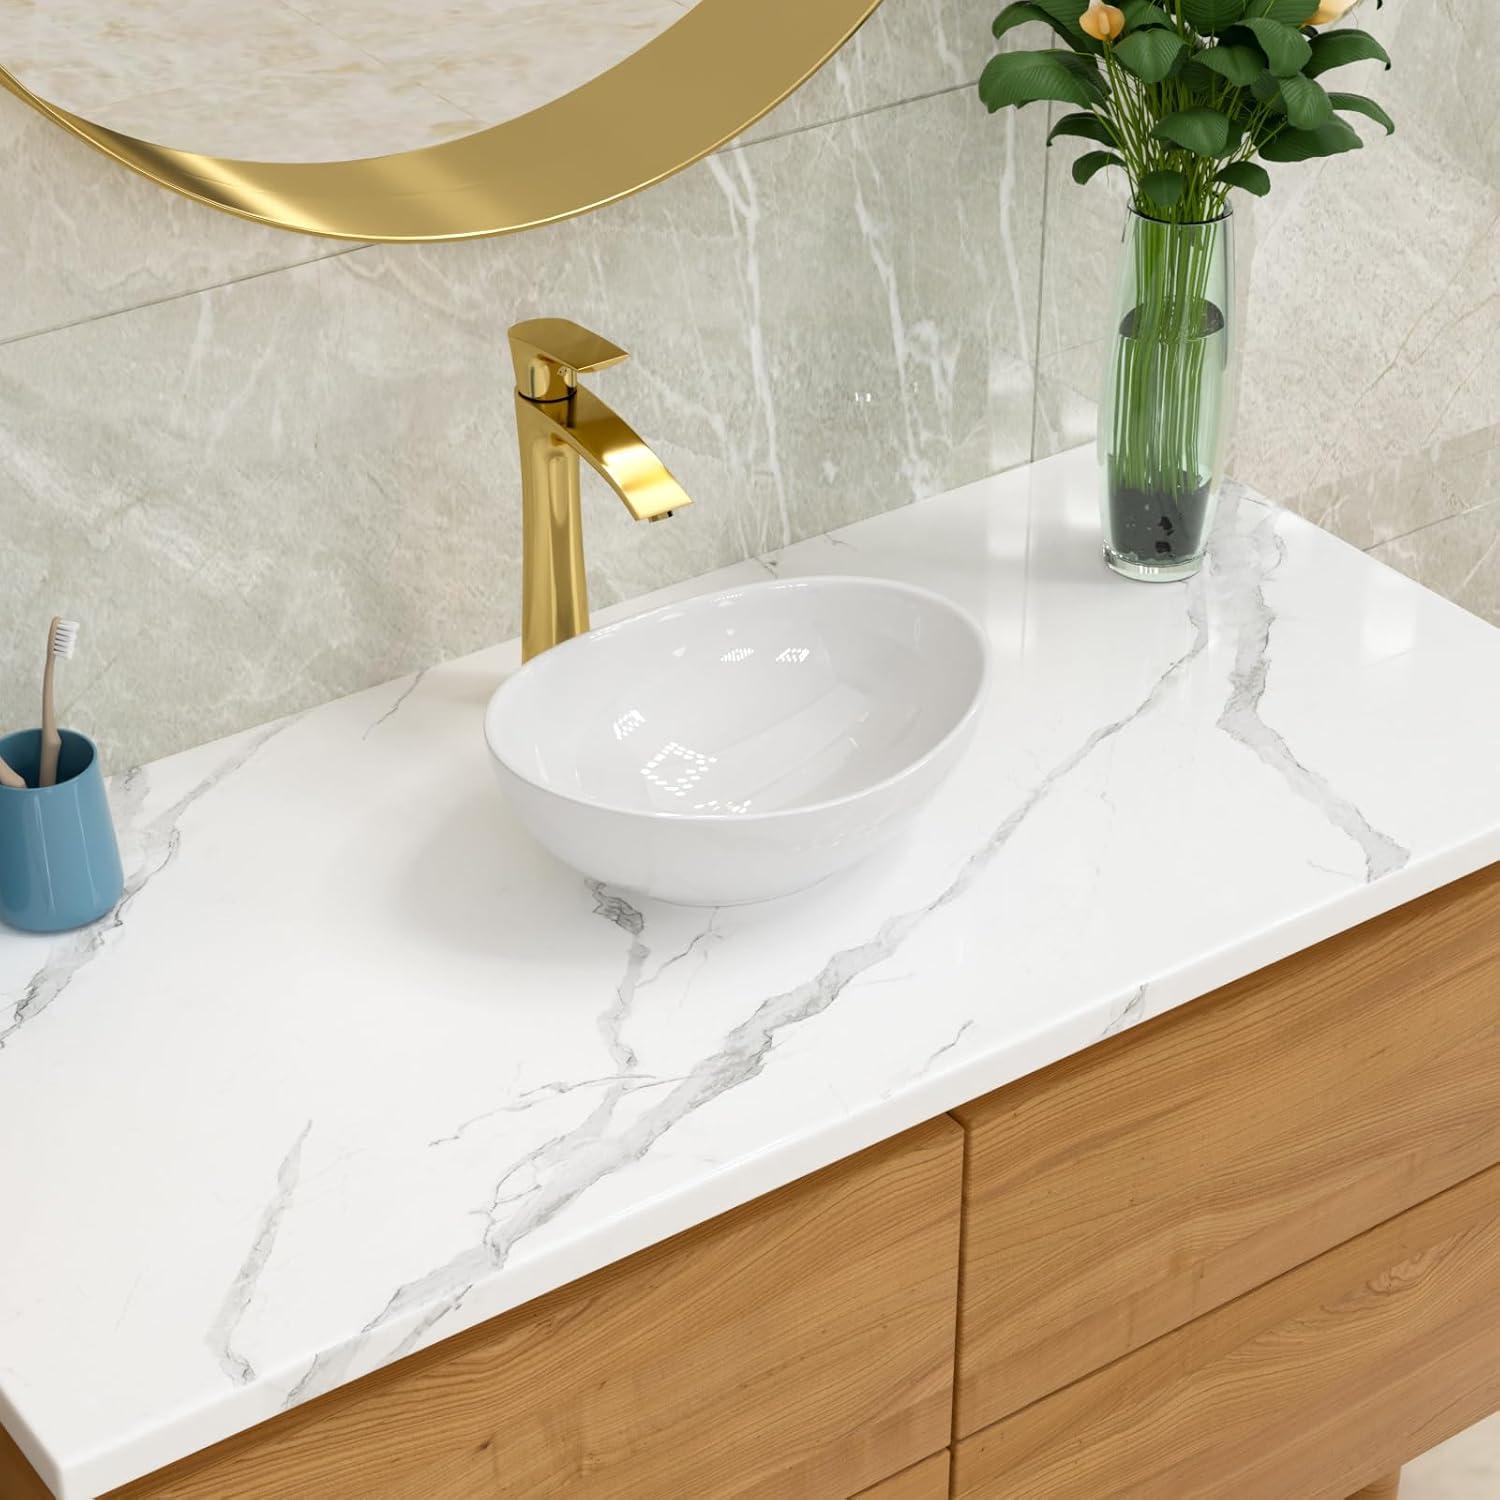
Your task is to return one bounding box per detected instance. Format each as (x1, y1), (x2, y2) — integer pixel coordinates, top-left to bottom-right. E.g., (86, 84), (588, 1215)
(1098, 207), (1234, 582)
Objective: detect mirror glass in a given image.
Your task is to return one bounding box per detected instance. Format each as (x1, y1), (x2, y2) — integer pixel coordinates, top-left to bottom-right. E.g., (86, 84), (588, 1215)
(2, 0), (695, 161)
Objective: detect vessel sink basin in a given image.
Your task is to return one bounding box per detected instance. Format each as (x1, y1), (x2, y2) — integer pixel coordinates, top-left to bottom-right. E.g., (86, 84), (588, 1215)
(484, 576), (987, 905)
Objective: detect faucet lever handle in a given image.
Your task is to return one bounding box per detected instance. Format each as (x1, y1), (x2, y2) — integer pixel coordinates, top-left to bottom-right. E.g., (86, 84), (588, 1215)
(508, 318), (629, 401)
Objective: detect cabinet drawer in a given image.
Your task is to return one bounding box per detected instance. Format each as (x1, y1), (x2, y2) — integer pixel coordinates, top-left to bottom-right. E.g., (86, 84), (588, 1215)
(952, 1161), (1500, 1498)
(952, 861), (1500, 1436)
(91, 1118), (962, 1499)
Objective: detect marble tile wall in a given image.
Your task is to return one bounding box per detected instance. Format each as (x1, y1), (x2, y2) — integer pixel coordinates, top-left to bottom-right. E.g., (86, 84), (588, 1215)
(3, 0), (1496, 770)
(1034, 2), (1500, 622)
(0, 0), (1034, 767)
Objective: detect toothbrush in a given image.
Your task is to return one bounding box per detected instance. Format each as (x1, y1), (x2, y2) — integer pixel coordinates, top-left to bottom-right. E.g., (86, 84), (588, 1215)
(39, 617), (79, 789)
(0, 755), (23, 790)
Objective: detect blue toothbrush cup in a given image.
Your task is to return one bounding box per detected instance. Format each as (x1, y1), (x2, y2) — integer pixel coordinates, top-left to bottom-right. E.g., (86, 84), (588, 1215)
(0, 729), (124, 933)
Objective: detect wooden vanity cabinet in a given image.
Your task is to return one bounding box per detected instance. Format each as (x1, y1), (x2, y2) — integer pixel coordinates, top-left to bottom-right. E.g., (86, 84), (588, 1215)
(0, 1429), (52, 1500)
(951, 861), (1500, 1441)
(951, 1162), (1500, 1498)
(98, 1117), (963, 1499)
(9, 866), (1500, 1498)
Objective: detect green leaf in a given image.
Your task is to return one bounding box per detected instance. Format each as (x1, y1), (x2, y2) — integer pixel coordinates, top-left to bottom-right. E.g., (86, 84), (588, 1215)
(1278, 72), (1333, 128)
(1072, 150), (1127, 185)
(1115, 28), (1186, 83)
(1177, 59), (1221, 92)
(1047, 111), (1116, 147)
(1216, 160), (1272, 195)
(1197, 44), (1265, 85)
(1180, 0), (1247, 32)
(1140, 169), (1186, 209)
(1022, 0), (1094, 38)
(992, 0), (1101, 53)
(1153, 107), (1233, 155)
(1327, 91), (1395, 134)
(978, 49), (1107, 112)
(1233, 17), (1312, 75)
(1259, 116), (1364, 160)
(993, 3), (1057, 42)
(1241, 0), (1316, 23)
(1249, 69), (1282, 104)
(1305, 28), (1393, 78)
(1118, 0), (1176, 27)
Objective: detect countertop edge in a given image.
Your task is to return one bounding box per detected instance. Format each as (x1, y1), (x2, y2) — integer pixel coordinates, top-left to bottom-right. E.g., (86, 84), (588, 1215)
(59, 830), (1500, 1500)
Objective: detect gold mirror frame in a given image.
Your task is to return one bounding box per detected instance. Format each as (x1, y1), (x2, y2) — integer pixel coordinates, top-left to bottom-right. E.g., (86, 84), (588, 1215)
(0, 0), (882, 243)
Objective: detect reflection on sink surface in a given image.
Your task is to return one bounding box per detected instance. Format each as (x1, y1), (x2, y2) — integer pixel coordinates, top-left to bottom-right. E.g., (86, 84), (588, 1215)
(484, 575), (988, 904)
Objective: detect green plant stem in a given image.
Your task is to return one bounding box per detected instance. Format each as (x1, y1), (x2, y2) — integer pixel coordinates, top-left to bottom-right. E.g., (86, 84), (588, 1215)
(1107, 213), (1228, 526)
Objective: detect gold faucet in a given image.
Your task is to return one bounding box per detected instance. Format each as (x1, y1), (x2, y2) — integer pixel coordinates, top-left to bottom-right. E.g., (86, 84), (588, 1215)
(508, 318), (692, 661)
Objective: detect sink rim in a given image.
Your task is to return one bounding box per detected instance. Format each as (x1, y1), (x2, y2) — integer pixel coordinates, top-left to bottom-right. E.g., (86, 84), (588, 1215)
(483, 574), (989, 827)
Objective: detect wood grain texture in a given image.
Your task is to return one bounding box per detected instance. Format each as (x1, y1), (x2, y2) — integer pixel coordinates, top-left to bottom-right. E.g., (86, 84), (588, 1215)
(1347, 1475), (1401, 1500)
(0, 1421), (55, 1500)
(855, 1450), (950, 1499)
(98, 1118), (962, 1500)
(951, 1163), (1500, 1499)
(952, 861), (1500, 1435)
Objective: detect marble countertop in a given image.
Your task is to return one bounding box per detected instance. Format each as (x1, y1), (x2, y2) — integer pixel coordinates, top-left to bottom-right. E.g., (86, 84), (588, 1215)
(5, 446), (1500, 1498)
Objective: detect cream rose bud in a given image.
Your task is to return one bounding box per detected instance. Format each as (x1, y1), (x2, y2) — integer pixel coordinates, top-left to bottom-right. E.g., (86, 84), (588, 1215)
(1080, 0), (1126, 42)
(1305, 0), (1364, 23)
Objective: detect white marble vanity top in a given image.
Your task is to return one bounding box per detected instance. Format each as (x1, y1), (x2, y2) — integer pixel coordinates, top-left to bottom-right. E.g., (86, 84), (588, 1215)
(5, 445), (1500, 1498)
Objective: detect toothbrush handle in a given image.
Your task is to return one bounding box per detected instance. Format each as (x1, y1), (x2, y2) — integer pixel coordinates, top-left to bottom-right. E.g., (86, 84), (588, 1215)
(0, 755), (24, 791)
(39, 632), (60, 788)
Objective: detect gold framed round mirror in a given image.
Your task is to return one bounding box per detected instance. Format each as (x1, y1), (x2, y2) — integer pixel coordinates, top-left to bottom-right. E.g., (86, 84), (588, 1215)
(0, 0), (882, 243)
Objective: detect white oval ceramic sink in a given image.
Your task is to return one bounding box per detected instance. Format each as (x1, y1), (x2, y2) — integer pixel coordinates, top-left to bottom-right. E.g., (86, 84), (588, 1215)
(484, 576), (988, 905)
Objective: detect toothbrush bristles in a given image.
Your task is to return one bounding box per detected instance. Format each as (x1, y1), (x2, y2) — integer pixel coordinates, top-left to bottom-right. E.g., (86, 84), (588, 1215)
(50, 619), (80, 659)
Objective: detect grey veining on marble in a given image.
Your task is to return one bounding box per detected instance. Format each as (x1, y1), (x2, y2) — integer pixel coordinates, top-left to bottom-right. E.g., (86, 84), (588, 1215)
(0, 78), (1045, 771)
(1233, 42), (1500, 506)
(257, 471), (1424, 1416)
(208, 1120), (313, 1387)
(0, 0), (990, 344)
(1100, 984), (1147, 1040)
(4, 0), (1498, 784)
(0, 93), (347, 343)
(280, 534), (1223, 1408)
(1370, 487), (1500, 629)
(0, 718), (288, 1050)
(7, 447), (1500, 1499)
(1229, 5), (1498, 564)
(736, 0), (993, 148)
(1212, 484), (1410, 884)
(1291, 422), (1500, 554)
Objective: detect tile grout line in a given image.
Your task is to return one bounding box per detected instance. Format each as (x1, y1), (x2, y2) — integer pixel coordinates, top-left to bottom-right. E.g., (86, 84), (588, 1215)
(1362, 492), (1500, 556)
(3, 80), (982, 351)
(718, 78), (979, 155)
(1029, 119), (1056, 462)
(0, 242), (368, 350)
(1027, 48), (1058, 464)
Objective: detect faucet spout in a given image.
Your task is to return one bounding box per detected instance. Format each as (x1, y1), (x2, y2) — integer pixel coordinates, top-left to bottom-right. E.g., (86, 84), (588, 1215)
(508, 319), (693, 661)
(531, 384), (689, 523)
